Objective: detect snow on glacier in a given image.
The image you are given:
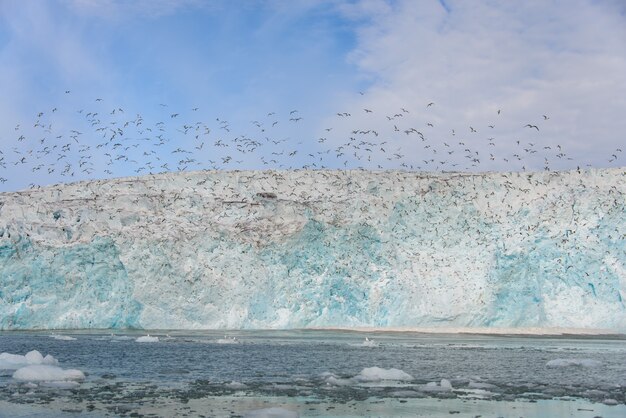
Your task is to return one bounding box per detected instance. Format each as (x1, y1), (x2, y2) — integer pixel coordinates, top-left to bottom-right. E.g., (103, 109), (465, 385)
(0, 168), (624, 330)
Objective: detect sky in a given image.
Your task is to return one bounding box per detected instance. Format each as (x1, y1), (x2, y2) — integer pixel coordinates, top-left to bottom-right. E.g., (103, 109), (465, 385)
(0, 0), (625, 191)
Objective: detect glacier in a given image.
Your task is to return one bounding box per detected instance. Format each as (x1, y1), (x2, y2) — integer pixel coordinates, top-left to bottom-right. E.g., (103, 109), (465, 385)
(0, 168), (624, 330)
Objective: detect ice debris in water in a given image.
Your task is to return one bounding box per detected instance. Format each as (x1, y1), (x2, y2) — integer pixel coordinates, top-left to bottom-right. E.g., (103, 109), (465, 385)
(546, 358), (602, 368)
(135, 335), (159, 343)
(0, 350), (58, 370)
(361, 337), (378, 347)
(321, 367), (414, 386)
(355, 367), (414, 382)
(420, 379), (454, 392)
(50, 334), (77, 341)
(217, 336), (239, 344)
(469, 380), (499, 389)
(243, 407), (299, 418)
(13, 365), (85, 382)
(322, 374), (353, 387)
(225, 381), (247, 389)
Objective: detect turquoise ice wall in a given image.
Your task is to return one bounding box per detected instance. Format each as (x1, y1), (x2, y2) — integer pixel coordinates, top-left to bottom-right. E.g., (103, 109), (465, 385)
(0, 169), (624, 330)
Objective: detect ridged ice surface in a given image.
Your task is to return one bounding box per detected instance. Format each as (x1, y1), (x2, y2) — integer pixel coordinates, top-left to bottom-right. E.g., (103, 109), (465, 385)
(0, 168), (624, 330)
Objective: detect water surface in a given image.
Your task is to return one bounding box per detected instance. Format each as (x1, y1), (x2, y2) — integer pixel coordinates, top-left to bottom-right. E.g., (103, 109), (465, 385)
(1, 330), (624, 417)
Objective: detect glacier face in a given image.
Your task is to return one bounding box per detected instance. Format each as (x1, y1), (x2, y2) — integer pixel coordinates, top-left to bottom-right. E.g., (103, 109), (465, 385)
(0, 168), (624, 330)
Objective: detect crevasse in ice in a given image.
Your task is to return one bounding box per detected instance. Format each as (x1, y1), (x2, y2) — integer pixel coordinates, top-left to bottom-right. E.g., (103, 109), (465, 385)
(0, 168), (624, 330)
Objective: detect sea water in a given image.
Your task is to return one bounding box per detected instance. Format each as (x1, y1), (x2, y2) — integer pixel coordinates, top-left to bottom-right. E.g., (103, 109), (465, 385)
(0, 330), (625, 417)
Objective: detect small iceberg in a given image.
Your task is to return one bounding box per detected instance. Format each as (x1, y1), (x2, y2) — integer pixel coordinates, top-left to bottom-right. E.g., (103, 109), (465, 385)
(420, 379), (453, 392)
(546, 358), (602, 368)
(217, 336), (239, 344)
(469, 380), (498, 389)
(354, 367), (413, 382)
(0, 350), (58, 370)
(225, 380), (247, 390)
(13, 364), (85, 382)
(50, 334), (77, 341)
(136, 335), (159, 343)
(361, 337), (379, 347)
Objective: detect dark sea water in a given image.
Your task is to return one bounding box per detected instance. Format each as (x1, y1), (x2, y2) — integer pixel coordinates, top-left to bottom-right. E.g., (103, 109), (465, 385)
(1, 330), (625, 417)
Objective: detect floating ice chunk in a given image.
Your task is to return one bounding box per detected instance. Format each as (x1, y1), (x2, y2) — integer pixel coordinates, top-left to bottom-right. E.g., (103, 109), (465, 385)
(136, 335), (159, 343)
(109, 334), (133, 341)
(13, 365), (85, 382)
(216, 336), (239, 344)
(361, 337), (378, 347)
(603, 399), (619, 405)
(243, 407), (299, 418)
(50, 334), (77, 341)
(0, 350), (58, 370)
(391, 390), (422, 397)
(469, 380), (498, 389)
(25, 351), (44, 364)
(225, 381), (247, 389)
(324, 375), (353, 386)
(440, 378), (453, 389)
(354, 367), (413, 382)
(461, 388), (494, 398)
(420, 379), (453, 392)
(584, 389), (609, 398)
(546, 358), (602, 368)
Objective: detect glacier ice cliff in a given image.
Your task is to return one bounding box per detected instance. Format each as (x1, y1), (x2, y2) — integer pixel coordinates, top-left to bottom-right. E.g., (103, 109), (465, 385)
(0, 168), (624, 330)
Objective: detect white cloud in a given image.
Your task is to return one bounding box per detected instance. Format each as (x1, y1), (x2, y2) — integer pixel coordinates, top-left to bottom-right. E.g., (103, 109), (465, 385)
(327, 0), (626, 171)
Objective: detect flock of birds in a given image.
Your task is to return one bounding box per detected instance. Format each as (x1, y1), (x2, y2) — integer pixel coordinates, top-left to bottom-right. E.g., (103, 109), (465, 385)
(0, 90), (623, 190)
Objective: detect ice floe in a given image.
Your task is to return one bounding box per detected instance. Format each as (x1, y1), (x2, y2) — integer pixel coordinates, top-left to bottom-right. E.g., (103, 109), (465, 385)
(355, 367), (414, 382)
(50, 334), (77, 341)
(216, 336), (239, 344)
(13, 365), (85, 382)
(0, 350), (58, 370)
(136, 335), (159, 343)
(546, 358), (602, 368)
(420, 379), (454, 392)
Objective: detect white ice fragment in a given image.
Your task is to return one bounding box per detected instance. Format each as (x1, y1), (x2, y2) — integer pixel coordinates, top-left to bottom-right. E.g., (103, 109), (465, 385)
(50, 334), (77, 341)
(243, 407), (299, 418)
(469, 380), (498, 389)
(462, 388), (494, 398)
(0, 353), (29, 369)
(43, 355), (58, 365)
(135, 335), (159, 343)
(225, 381), (247, 389)
(13, 365), (85, 382)
(354, 367), (413, 382)
(603, 399), (619, 405)
(324, 376), (353, 386)
(361, 337), (378, 347)
(24, 351), (44, 364)
(546, 358), (602, 368)
(216, 336), (239, 344)
(0, 350), (58, 370)
(109, 335), (133, 341)
(420, 380), (453, 392)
